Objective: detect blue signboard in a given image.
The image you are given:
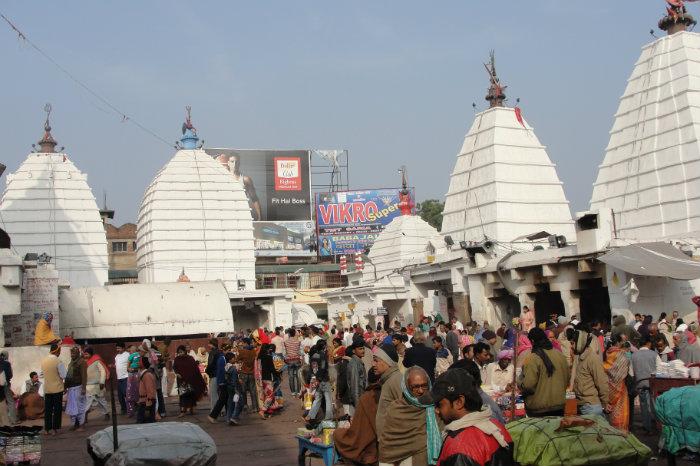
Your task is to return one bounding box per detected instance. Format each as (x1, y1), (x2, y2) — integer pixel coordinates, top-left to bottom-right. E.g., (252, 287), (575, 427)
(316, 189), (413, 256)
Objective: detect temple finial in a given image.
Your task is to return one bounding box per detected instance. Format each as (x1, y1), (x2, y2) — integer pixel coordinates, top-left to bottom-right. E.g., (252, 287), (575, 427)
(36, 103), (58, 153)
(178, 105), (200, 150)
(484, 51), (507, 108)
(660, 0), (697, 35)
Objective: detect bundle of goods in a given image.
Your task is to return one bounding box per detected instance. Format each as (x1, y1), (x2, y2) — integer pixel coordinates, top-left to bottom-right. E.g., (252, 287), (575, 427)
(656, 360), (689, 378)
(654, 385), (700, 454)
(0, 426), (42, 465)
(306, 420), (336, 446)
(507, 415), (651, 466)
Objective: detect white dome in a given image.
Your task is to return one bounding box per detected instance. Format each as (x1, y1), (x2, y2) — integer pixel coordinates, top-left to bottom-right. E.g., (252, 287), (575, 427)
(137, 149), (256, 291)
(0, 152), (108, 288)
(367, 215), (446, 279)
(442, 107), (575, 243)
(590, 32), (700, 239)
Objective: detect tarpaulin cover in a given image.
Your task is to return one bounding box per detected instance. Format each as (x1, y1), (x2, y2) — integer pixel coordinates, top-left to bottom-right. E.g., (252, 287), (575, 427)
(654, 385), (700, 454)
(507, 415), (651, 466)
(87, 422), (216, 466)
(598, 242), (700, 280)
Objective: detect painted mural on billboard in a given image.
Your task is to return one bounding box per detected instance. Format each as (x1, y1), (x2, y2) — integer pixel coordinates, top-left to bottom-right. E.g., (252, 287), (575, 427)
(316, 188), (413, 256)
(204, 148), (315, 256)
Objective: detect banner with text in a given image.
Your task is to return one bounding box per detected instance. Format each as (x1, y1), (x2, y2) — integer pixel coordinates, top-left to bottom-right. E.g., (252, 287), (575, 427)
(316, 188), (412, 256)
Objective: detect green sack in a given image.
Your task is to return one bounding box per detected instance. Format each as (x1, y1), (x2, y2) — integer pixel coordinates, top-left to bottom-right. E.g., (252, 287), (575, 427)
(507, 415), (651, 466)
(654, 385), (700, 454)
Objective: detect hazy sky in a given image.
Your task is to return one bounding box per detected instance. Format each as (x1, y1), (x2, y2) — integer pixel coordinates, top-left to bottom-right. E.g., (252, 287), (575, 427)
(0, 1), (673, 225)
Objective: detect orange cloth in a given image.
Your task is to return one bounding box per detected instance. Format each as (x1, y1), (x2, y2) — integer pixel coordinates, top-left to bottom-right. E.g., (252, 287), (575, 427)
(603, 347), (630, 431)
(33, 319), (59, 346)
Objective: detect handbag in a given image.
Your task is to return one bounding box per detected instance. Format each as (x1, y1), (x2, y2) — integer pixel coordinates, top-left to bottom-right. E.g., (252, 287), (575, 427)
(178, 382), (194, 396)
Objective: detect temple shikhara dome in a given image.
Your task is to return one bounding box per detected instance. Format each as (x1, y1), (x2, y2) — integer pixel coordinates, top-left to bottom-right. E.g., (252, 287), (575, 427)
(136, 107), (256, 291)
(0, 105), (108, 288)
(590, 2), (700, 240)
(441, 53), (575, 245)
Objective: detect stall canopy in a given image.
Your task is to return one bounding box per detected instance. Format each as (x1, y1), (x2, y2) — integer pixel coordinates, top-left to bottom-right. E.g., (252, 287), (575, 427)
(598, 242), (700, 280)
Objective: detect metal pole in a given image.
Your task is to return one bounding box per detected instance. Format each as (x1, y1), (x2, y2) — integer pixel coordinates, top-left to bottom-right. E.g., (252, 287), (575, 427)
(108, 366), (118, 452)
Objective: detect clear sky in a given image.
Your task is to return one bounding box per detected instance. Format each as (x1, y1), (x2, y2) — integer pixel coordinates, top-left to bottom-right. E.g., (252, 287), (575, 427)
(0, 1), (674, 225)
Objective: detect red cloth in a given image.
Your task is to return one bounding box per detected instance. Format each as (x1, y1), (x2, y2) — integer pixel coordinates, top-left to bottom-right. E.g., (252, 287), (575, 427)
(437, 421), (513, 466)
(87, 354), (110, 381)
(514, 106), (526, 127)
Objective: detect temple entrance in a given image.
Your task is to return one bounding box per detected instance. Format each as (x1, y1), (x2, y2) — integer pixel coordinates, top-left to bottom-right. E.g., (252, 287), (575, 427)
(579, 278), (611, 325)
(232, 306), (267, 332)
(533, 286), (565, 324)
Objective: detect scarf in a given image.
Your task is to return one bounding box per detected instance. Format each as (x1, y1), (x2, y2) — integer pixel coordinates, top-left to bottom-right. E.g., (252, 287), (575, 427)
(443, 406), (509, 448)
(87, 354), (110, 381)
(400, 375), (441, 465)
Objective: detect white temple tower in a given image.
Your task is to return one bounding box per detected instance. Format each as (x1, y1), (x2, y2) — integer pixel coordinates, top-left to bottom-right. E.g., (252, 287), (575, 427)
(590, 5), (700, 240)
(442, 55), (575, 245)
(136, 108), (256, 292)
(0, 106), (108, 288)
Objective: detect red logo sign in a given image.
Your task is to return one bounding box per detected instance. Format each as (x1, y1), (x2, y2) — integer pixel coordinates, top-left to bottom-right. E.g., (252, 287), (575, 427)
(274, 157), (302, 191)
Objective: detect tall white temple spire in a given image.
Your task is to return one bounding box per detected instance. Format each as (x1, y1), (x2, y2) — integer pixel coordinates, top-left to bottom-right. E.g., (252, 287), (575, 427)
(442, 54), (575, 245)
(590, 1), (700, 239)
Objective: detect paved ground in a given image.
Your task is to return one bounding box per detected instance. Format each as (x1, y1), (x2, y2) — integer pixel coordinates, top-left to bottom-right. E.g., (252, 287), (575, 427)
(30, 385), (697, 465)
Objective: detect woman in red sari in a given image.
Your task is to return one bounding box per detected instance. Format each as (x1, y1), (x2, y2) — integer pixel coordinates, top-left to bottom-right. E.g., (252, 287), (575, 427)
(603, 335), (631, 431)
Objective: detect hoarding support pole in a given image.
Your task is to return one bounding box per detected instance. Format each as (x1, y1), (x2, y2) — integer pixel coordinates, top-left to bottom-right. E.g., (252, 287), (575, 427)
(109, 367), (118, 452)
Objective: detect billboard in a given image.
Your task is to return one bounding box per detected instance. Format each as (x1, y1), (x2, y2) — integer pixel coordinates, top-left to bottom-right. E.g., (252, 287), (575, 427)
(204, 148), (314, 256)
(316, 188), (413, 256)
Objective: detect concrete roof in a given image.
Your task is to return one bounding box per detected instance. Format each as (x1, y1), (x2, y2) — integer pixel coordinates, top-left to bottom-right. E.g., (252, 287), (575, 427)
(59, 280), (234, 339)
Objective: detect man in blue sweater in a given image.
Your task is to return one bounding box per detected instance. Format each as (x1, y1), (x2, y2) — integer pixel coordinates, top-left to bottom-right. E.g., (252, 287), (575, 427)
(206, 349), (228, 423)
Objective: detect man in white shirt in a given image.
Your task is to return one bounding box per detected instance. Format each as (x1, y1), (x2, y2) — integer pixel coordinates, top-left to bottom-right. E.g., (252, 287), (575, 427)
(301, 327), (321, 365)
(271, 328), (285, 357)
(484, 349), (514, 390)
(114, 342), (130, 415)
(450, 316), (464, 331)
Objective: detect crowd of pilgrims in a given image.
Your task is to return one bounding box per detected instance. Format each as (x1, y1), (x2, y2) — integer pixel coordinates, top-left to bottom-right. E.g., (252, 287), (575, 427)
(0, 305), (698, 465)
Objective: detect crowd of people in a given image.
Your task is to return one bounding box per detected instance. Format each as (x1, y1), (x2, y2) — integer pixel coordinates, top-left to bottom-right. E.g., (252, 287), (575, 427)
(0, 305), (697, 465)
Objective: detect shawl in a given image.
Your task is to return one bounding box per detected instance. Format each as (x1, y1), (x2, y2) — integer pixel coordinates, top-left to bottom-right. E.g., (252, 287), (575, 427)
(443, 406), (508, 448)
(400, 371), (441, 465)
(677, 333), (700, 365)
(517, 332), (532, 357)
(33, 319), (59, 346)
(87, 354), (110, 381)
(173, 354), (207, 400)
(333, 384), (381, 464)
(379, 386), (430, 464)
(603, 346), (630, 384)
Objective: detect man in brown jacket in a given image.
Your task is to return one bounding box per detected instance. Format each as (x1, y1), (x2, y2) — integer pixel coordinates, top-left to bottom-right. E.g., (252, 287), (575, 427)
(64, 346), (87, 431)
(567, 329), (609, 416)
(40, 344), (66, 435)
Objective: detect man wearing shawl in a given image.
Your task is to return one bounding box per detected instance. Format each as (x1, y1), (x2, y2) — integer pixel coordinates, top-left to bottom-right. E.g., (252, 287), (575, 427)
(432, 368), (514, 466)
(334, 382), (382, 464)
(83, 347), (110, 421)
(378, 366), (442, 465)
(64, 346), (87, 431)
(676, 330), (700, 365)
(173, 345), (206, 416)
(33, 312), (60, 346)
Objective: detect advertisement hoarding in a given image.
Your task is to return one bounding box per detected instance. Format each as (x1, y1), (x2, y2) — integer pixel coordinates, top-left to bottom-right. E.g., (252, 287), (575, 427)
(204, 148), (314, 256)
(316, 188), (413, 256)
